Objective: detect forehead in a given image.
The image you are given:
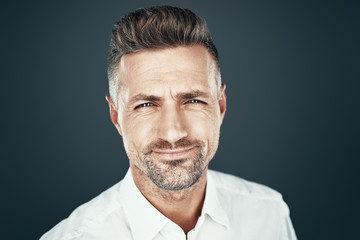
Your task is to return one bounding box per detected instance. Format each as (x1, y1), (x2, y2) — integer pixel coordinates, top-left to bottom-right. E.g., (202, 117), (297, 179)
(117, 45), (217, 98)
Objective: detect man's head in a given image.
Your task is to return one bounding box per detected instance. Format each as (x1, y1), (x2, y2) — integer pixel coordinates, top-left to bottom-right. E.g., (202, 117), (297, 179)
(106, 6), (226, 191)
(107, 6), (221, 107)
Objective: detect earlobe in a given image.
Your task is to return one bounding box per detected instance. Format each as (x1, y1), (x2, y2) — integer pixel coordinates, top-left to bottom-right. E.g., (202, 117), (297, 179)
(105, 95), (123, 136)
(219, 84), (227, 123)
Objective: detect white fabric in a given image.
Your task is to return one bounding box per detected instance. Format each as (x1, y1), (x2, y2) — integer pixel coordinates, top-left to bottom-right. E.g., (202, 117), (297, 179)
(40, 169), (297, 240)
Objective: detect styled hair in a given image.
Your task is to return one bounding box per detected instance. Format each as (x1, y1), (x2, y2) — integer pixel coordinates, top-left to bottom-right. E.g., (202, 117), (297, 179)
(107, 6), (220, 106)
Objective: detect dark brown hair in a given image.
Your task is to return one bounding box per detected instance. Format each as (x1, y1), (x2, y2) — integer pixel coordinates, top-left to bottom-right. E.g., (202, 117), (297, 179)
(107, 6), (220, 104)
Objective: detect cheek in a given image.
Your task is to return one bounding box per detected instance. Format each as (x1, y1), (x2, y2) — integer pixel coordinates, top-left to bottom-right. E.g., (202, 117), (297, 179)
(122, 116), (156, 150)
(186, 110), (221, 141)
(187, 114), (220, 162)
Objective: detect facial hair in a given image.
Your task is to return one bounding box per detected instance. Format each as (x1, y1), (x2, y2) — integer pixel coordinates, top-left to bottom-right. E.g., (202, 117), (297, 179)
(141, 138), (207, 191)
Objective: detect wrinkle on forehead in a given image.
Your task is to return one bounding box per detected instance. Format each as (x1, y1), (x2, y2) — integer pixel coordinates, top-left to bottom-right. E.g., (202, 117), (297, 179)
(117, 45), (219, 107)
(120, 45), (216, 77)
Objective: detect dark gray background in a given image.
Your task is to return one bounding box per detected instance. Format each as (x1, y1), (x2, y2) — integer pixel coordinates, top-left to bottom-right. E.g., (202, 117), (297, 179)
(1, 0), (359, 239)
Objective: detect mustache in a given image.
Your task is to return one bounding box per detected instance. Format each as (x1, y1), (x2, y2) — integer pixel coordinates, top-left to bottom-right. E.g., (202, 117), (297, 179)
(143, 138), (203, 155)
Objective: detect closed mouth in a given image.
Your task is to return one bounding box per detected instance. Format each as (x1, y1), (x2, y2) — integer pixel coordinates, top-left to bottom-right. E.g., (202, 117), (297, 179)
(152, 147), (196, 160)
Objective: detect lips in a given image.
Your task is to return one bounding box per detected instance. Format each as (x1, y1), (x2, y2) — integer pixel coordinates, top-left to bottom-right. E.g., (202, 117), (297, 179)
(152, 147), (196, 160)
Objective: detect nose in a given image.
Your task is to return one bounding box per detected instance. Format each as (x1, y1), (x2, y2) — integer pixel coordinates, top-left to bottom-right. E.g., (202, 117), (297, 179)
(156, 104), (188, 144)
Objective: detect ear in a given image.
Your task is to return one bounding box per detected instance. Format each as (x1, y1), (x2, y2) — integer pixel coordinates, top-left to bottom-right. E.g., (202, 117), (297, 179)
(218, 84), (227, 124)
(105, 95), (123, 136)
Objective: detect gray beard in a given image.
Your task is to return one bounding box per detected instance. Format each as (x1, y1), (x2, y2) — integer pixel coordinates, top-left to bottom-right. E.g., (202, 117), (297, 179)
(143, 149), (206, 191)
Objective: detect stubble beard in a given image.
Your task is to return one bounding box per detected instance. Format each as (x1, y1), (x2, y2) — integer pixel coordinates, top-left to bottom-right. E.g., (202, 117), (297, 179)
(141, 139), (208, 191)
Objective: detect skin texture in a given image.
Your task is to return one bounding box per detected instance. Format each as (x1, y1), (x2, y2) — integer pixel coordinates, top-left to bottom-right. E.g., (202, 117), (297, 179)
(106, 45), (226, 234)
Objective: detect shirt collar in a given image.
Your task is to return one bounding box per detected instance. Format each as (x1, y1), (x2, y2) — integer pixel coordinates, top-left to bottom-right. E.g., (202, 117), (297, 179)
(119, 169), (169, 240)
(119, 169), (230, 240)
(201, 170), (230, 228)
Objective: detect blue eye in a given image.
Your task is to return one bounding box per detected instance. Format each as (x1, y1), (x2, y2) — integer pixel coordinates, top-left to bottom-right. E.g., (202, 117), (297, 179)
(135, 102), (153, 109)
(187, 99), (205, 104)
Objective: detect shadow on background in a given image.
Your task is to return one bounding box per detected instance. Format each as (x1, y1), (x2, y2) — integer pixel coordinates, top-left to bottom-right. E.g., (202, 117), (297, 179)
(1, 0), (359, 239)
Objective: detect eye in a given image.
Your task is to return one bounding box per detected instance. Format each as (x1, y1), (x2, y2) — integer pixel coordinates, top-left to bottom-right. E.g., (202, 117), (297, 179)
(134, 102), (154, 109)
(186, 99), (206, 104)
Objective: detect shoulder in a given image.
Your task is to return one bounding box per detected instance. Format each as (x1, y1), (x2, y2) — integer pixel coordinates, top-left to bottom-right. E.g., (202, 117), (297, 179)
(40, 180), (127, 240)
(208, 170), (296, 239)
(208, 169), (288, 212)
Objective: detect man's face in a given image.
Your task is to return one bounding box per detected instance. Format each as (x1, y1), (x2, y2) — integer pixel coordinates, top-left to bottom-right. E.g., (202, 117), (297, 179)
(110, 45), (226, 191)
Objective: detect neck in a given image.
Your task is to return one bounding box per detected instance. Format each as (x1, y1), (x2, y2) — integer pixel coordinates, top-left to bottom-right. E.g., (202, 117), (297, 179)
(131, 166), (208, 234)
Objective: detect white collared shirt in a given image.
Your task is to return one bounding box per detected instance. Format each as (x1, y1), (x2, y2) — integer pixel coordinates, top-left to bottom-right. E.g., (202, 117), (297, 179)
(40, 169), (297, 240)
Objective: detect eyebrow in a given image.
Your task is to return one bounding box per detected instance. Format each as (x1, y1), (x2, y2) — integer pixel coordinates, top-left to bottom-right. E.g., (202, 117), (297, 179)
(128, 94), (161, 106)
(175, 90), (210, 100)
(128, 90), (210, 106)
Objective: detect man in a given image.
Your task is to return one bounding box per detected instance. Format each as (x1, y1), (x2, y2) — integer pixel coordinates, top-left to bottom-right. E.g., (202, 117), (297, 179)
(41, 6), (297, 240)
